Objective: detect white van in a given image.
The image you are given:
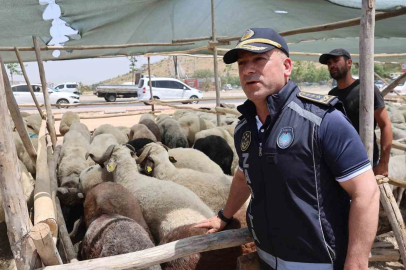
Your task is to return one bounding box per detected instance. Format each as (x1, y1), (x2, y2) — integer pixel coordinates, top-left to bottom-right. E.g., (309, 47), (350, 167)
(54, 82), (80, 95)
(137, 77), (203, 104)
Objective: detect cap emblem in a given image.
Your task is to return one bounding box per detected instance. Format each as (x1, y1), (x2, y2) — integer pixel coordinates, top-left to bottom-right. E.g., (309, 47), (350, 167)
(240, 29), (255, 41)
(240, 44), (267, 51)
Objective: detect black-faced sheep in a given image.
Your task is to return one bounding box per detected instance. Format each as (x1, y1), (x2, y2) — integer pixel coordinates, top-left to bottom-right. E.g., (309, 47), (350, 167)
(84, 182), (152, 241)
(193, 135), (234, 175)
(157, 118), (188, 149)
(88, 144), (214, 243)
(59, 111), (80, 136)
(159, 209), (255, 270)
(167, 148), (223, 175)
(195, 127), (239, 175)
(81, 214), (161, 270)
(91, 124), (128, 144)
(140, 118), (161, 142)
(127, 138), (155, 153)
(137, 143), (232, 213)
(129, 124), (157, 142)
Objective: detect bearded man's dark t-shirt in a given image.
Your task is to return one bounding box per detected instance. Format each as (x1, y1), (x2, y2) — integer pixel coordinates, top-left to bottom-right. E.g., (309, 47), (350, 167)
(328, 79), (385, 165)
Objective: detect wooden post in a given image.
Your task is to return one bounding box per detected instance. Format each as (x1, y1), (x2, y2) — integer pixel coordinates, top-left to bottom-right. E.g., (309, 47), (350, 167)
(39, 228), (252, 270)
(14, 47), (45, 118)
(359, 0), (376, 162)
(211, 0), (221, 126)
(34, 120), (58, 239)
(30, 223), (62, 266)
(147, 57), (154, 112)
(56, 197), (78, 263)
(0, 55), (37, 164)
(0, 60), (40, 270)
(32, 36), (57, 149)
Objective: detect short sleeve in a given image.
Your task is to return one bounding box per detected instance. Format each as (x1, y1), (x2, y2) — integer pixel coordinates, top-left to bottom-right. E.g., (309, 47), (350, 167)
(374, 85), (385, 111)
(319, 109), (372, 182)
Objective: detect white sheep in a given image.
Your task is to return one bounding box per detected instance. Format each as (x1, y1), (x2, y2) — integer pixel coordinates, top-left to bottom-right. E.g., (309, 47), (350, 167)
(59, 111), (80, 136)
(86, 134), (118, 161)
(167, 148), (224, 175)
(69, 122), (91, 142)
(79, 165), (113, 194)
(389, 154), (406, 205)
(195, 127), (239, 175)
(178, 114), (209, 146)
(13, 131), (38, 177)
(155, 114), (170, 124)
(157, 118), (188, 149)
(129, 124), (157, 142)
(137, 143), (232, 213)
(0, 160), (35, 223)
(88, 144), (214, 243)
(139, 113), (155, 122)
(91, 124), (127, 144)
(24, 113), (42, 135)
(116, 126), (131, 140)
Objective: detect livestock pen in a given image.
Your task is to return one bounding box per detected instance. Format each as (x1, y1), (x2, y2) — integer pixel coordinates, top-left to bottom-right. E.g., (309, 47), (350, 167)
(2, 1), (406, 269)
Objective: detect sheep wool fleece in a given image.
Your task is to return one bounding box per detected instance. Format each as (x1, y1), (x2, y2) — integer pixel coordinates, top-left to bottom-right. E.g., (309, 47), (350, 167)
(235, 80), (371, 270)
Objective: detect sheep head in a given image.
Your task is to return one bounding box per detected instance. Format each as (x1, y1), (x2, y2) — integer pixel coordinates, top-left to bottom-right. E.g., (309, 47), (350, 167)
(136, 142), (177, 176)
(87, 144), (135, 172)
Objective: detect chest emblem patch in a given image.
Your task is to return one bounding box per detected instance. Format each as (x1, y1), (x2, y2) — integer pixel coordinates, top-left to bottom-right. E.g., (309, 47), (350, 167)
(241, 131), (251, 151)
(277, 127), (294, 149)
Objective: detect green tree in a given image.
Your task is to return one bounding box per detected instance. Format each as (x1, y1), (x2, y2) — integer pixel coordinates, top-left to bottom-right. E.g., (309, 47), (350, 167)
(305, 63), (317, 83)
(374, 63), (386, 78)
(291, 61), (307, 83)
(6, 63), (22, 85)
(128, 56), (137, 84)
(193, 69), (214, 79)
(316, 67), (330, 82)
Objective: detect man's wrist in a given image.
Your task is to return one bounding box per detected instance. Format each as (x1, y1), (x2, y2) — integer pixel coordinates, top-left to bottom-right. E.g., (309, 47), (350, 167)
(218, 209), (233, 224)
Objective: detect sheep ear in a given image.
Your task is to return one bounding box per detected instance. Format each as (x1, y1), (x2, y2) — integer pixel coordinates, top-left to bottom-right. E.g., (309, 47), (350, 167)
(106, 160), (117, 172)
(144, 159), (154, 176)
(169, 156), (177, 163)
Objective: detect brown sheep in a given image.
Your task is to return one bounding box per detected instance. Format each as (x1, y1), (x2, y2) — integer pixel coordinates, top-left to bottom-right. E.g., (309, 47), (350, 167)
(140, 118), (161, 142)
(129, 123), (157, 142)
(81, 214), (162, 270)
(159, 209), (256, 270)
(84, 182), (153, 241)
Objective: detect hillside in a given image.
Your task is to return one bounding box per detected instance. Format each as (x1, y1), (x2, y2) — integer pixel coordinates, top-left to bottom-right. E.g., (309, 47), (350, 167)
(101, 56), (239, 85)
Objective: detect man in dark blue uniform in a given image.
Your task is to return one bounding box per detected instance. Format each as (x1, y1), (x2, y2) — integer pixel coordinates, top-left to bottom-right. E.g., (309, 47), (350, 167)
(196, 28), (380, 270)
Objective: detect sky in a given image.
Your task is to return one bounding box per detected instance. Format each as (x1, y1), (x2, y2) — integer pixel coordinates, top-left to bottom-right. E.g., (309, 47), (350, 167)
(6, 56), (166, 86)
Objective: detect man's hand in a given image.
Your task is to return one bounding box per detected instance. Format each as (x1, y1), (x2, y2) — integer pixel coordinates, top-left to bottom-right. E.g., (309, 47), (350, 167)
(373, 161), (388, 177)
(194, 216), (227, 234)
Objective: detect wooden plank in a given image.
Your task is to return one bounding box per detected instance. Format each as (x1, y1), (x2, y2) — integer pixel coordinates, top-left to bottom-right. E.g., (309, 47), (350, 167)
(14, 47), (45, 118)
(215, 106), (241, 116)
(378, 181), (406, 265)
(372, 241), (395, 249)
(152, 101), (224, 114)
(0, 55), (37, 163)
(34, 120), (58, 239)
(56, 197), (78, 263)
(32, 36), (57, 149)
(0, 57), (41, 270)
(377, 138), (406, 152)
(381, 72), (406, 97)
(40, 228), (252, 270)
(54, 110), (161, 121)
(30, 223), (62, 266)
(369, 248), (400, 262)
(0, 42), (195, 52)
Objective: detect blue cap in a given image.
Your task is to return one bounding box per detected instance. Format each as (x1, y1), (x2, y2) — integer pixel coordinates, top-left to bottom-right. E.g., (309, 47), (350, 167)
(223, 28), (289, 64)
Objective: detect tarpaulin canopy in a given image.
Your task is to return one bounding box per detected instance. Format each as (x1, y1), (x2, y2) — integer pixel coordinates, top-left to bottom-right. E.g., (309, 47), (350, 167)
(0, 0), (405, 62)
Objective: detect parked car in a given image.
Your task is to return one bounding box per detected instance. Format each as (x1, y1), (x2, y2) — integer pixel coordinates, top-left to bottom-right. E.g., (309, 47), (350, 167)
(394, 80), (406, 95)
(12, 84), (80, 108)
(222, 84), (233, 90)
(137, 77), (203, 105)
(54, 82), (80, 95)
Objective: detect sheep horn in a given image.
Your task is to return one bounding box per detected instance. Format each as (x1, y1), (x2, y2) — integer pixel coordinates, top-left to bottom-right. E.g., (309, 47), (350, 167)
(91, 145), (116, 166)
(125, 144), (135, 154)
(157, 142), (169, 152)
(136, 145), (152, 164)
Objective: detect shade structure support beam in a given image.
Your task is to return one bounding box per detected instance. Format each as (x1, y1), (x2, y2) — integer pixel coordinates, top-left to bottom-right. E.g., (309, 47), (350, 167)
(147, 57), (155, 112)
(32, 36), (57, 149)
(211, 0), (221, 126)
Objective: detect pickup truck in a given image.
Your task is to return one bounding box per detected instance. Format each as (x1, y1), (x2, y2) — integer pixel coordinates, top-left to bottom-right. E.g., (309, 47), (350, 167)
(93, 84), (138, 102)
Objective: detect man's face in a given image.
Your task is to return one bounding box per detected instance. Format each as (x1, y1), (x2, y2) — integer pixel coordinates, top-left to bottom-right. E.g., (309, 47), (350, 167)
(327, 56), (351, 80)
(237, 49), (290, 102)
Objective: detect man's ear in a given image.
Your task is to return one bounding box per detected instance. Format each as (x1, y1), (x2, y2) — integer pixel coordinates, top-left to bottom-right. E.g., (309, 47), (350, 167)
(283, 57), (292, 78)
(347, 58), (353, 68)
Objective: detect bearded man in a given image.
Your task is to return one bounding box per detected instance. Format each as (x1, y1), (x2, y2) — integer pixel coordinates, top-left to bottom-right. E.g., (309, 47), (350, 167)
(319, 49), (392, 176)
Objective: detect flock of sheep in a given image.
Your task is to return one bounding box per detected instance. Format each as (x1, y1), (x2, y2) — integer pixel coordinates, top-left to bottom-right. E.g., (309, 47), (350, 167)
(3, 101), (406, 269)
(3, 106), (255, 269)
